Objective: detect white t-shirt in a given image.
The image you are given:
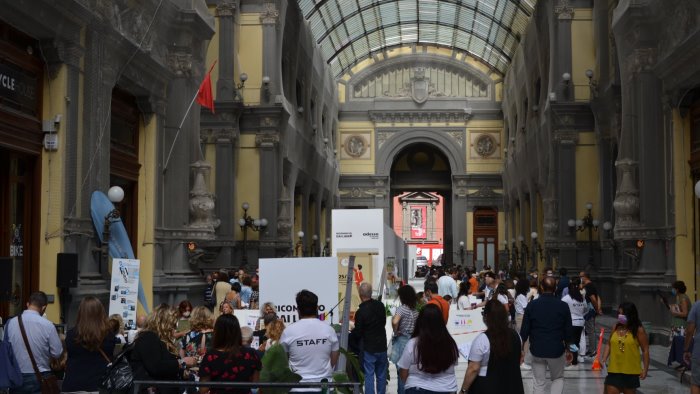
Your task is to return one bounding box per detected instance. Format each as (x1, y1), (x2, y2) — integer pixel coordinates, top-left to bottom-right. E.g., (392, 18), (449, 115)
(280, 318), (340, 383)
(397, 338), (458, 392)
(514, 294), (528, 316)
(562, 295), (587, 327)
(457, 295), (470, 310)
(497, 294), (508, 306)
(468, 333), (492, 376)
(468, 332), (522, 376)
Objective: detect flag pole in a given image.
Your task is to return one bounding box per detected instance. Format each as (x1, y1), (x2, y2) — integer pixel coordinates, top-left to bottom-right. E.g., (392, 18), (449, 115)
(163, 61), (217, 174)
(162, 93), (198, 174)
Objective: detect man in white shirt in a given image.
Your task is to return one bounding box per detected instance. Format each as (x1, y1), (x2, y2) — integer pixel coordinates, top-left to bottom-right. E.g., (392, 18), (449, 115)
(280, 290), (340, 389)
(6, 291), (63, 394)
(437, 269), (458, 300)
(126, 315), (147, 344)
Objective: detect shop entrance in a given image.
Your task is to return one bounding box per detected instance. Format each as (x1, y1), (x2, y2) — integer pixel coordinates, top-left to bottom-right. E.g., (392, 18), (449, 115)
(0, 149), (37, 320)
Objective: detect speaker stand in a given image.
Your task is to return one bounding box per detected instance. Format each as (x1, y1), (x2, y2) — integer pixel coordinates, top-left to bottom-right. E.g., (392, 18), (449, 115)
(58, 287), (72, 325)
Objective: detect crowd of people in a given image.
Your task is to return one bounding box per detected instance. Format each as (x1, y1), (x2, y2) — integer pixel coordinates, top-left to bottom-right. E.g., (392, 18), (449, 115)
(0, 263), (662, 394)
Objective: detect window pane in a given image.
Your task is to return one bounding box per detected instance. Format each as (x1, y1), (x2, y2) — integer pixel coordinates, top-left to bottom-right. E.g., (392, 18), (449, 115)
(487, 243), (495, 265)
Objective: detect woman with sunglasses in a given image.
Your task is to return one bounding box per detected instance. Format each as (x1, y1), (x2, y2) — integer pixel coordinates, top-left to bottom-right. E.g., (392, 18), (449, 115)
(601, 302), (649, 394)
(460, 299), (524, 394)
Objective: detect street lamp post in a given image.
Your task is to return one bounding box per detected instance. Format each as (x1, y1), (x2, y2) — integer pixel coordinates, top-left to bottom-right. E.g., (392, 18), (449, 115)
(311, 234), (319, 256)
(296, 231), (305, 257)
(568, 202), (599, 270)
(322, 237), (331, 256)
(511, 238), (520, 274)
(458, 241), (466, 268)
(238, 202), (268, 266)
(531, 232), (543, 268)
(519, 235), (528, 276)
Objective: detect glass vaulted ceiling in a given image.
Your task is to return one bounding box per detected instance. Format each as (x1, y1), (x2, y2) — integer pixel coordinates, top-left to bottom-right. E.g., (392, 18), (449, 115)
(297, 0), (537, 78)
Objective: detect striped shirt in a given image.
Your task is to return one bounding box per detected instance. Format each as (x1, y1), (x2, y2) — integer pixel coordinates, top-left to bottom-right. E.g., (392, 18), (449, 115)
(395, 305), (419, 337)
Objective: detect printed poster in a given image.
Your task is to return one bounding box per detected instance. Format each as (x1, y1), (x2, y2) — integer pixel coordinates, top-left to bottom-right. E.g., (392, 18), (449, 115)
(337, 253), (373, 319)
(108, 258), (140, 330)
(410, 205), (427, 239)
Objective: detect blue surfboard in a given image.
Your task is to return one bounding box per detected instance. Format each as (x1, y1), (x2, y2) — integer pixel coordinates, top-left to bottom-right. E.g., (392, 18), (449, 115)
(90, 191), (150, 314)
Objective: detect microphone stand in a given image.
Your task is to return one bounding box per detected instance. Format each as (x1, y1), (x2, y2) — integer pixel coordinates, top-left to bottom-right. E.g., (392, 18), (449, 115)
(325, 297), (344, 325)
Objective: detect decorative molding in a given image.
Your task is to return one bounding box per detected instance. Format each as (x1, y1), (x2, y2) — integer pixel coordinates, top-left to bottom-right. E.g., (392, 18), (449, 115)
(260, 3), (279, 25)
(554, 0), (575, 20)
(453, 177), (468, 198)
(553, 130), (579, 144)
(445, 130), (464, 147)
(613, 159), (640, 233)
(215, 1), (236, 18)
(338, 186), (387, 199)
(41, 40), (84, 77)
(369, 108), (472, 124)
(376, 130), (396, 149)
(201, 128), (236, 144)
(468, 186), (498, 198)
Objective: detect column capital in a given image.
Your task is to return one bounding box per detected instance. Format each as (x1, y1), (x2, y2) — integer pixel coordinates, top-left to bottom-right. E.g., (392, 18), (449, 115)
(553, 130), (579, 145)
(554, 0), (574, 20)
(624, 48), (657, 77)
(260, 3), (280, 25)
(216, 1), (236, 18)
(167, 48), (193, 78)
(255, 132), (280, 148)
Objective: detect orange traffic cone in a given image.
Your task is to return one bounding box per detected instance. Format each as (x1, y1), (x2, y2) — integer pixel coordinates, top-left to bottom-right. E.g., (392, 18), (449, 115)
(592, 328), (605, 371)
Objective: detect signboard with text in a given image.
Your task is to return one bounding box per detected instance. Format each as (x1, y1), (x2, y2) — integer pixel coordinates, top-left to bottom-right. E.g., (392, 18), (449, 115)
(259, 257), (338, 325)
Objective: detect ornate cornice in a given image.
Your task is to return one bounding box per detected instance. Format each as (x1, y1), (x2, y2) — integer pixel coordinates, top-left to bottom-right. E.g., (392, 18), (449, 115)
(260, 3), (279, 25)
(369, 109), (472, 124)
(553, 130), (579, 144)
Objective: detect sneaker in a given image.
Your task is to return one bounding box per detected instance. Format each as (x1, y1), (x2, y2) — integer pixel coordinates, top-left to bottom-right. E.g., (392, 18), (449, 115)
(521, 363), (532, 370)
(565, 364), (577, 369)
(577, 356), (585, 363)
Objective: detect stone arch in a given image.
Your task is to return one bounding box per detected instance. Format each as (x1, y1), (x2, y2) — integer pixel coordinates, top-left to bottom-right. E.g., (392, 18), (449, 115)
(376, 129), (466, 176)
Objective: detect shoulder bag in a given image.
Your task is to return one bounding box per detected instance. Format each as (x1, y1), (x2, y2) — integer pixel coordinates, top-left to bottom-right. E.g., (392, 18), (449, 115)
(17, 314), (60, 394)
(98, 343), (134, 394)
(0, 323), (22, 390)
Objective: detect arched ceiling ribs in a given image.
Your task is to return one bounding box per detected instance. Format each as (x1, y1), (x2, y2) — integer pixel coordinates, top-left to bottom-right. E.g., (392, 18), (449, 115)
(297, 0), (538, 78)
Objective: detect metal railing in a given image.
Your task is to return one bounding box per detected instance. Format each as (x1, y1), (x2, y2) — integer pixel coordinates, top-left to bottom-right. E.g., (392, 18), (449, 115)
(133, 379), (361, 393)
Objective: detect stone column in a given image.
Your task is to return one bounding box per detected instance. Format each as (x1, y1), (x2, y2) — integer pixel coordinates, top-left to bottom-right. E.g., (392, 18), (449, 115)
(216, 1), (237, 101)
(214, 127), (236, 259)
(553, 130), (578, 270)
(260, 2), (281, 102)
(553, 0), (575, 102)
(452, 176), (468, 268)
(257, 131), (280, 260)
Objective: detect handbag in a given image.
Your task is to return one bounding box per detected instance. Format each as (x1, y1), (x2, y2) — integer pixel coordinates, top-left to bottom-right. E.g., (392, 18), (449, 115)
(98, 344), (134, 394)
(17, 315), (60, 394)
(0, 326), (22, 390)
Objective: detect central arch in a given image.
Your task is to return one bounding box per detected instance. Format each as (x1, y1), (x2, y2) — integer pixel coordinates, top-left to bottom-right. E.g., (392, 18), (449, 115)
(378, 129), (467, 267)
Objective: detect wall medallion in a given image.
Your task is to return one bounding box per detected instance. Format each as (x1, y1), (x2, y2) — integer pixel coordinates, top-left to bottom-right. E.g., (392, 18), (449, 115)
(341, 134), (371, 159)
(474, 134), (497, 157)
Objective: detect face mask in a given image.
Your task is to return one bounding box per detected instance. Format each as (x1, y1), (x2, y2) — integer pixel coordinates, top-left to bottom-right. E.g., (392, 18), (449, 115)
(183, 311), (191, 318)
(617, 314), (627, 325)
(672, 289), (677, 296)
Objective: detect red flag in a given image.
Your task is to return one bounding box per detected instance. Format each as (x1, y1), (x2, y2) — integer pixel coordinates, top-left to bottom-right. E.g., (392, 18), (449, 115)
(196, 61), (217, 114)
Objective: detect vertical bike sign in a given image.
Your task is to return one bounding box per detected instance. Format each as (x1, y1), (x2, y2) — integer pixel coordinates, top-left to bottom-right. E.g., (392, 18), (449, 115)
(108, 258), (141, 330)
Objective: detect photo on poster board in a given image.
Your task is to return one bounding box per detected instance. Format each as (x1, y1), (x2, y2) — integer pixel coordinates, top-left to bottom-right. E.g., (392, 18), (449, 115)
(108, 258), (140, 330)
(337, 253), (373, 318)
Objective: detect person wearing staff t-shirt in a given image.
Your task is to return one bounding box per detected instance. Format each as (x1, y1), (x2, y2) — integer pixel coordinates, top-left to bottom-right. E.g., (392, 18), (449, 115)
(280, 290), (340, 390)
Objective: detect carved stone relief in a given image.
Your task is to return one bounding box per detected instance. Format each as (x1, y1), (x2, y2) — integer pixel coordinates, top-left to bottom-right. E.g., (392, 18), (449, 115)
(445, 131), (464, 147)
(353, 65), (489, 99)
(469, 131), (501, 159)
(340, 133), (371, 159)
(167, 50), (193, 78)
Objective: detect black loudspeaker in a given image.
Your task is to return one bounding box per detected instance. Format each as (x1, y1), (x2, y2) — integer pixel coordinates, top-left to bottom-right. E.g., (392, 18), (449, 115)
(0, 257), (12, 301)
(56, 253), (78, 288)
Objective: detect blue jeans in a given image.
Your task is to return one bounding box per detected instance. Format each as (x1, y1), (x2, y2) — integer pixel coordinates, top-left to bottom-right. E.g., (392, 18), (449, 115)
(362, 351), (388, 394)
(10, 372), (52, 394)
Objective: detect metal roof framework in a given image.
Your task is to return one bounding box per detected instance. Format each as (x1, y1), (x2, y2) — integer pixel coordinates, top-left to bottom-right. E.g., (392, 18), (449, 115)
(297, 0), (537, 78)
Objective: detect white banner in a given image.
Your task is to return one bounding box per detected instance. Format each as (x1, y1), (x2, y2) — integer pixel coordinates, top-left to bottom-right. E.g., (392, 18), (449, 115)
(259, 257), (338, 325)
(108, 258), (141, 330)
(234, 309), (261, 331)
(331, 209), (384, 253)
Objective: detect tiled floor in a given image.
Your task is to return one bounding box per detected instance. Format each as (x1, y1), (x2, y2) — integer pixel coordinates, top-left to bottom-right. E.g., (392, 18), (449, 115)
(378, 279), (692, 394)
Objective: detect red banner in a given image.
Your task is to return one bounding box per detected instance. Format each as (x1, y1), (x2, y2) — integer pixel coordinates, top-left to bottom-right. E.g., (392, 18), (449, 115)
(410, 206), (427, 239)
